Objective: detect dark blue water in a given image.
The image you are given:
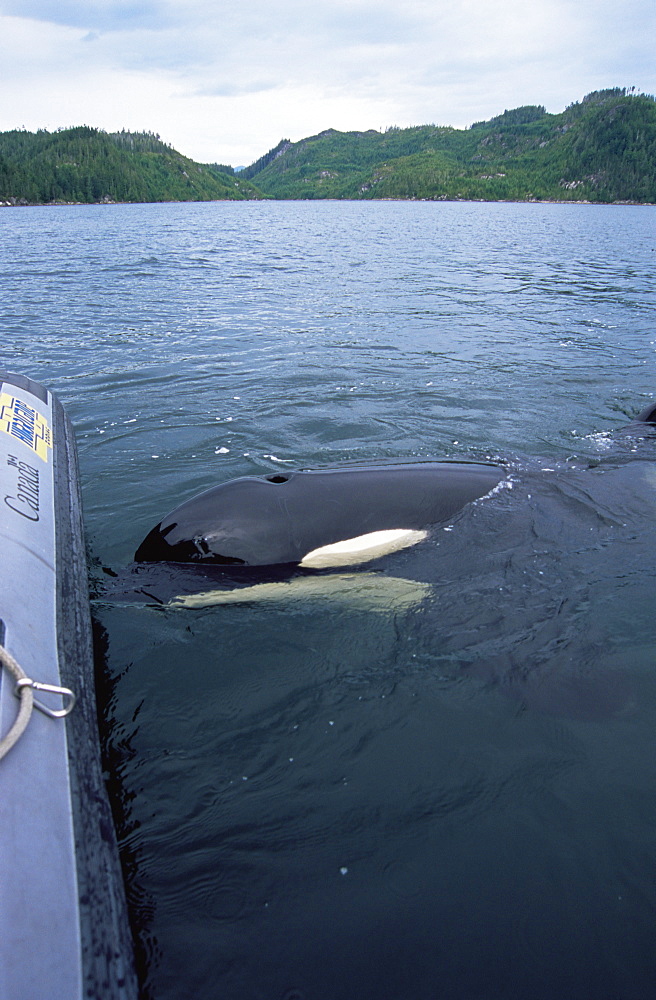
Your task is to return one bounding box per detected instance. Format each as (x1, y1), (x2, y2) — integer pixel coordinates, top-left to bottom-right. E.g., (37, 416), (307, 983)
(1, 200), (655, 999)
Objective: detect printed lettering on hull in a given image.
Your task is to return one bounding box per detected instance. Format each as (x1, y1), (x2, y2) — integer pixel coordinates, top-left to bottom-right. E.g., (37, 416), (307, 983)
(0, 392), (53, 462)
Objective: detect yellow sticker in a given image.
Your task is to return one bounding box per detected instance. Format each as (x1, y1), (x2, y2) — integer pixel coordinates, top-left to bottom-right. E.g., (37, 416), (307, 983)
(0, 392), (53, 462)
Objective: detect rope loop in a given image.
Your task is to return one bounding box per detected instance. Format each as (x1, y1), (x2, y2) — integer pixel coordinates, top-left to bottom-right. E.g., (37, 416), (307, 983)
(0, 644), (76, 761)
(0, 643), (34, 761)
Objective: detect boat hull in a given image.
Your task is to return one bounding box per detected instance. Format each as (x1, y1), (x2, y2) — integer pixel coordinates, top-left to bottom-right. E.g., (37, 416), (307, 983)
(0, 372), (136, 1000)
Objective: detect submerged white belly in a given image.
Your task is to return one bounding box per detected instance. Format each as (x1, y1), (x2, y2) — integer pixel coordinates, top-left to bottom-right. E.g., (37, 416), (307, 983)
(171, 572), (431, 610)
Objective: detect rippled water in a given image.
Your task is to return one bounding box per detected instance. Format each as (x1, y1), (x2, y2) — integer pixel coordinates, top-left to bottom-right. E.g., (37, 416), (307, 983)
(1, 200), (655, 999)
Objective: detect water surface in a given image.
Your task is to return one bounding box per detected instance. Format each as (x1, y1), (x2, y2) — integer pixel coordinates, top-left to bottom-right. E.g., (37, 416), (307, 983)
(1, 200), (655, 999)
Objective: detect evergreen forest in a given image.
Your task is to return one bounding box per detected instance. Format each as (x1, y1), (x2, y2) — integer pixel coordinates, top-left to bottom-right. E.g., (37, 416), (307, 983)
(1, 89), (654, 206)
(0, 126), (262, 205)
(247, 90), (656, 203)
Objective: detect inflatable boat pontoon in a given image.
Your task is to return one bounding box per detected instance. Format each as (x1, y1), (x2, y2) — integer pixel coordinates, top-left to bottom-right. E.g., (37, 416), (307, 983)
(0, 373), (136, 1000)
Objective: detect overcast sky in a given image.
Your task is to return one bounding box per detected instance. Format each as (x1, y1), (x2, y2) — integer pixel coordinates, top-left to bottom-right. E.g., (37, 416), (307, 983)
(1, 0), (654, 167)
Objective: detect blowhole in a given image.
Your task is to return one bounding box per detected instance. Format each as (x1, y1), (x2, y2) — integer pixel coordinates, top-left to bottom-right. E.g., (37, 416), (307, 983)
(266, 474), (289, 484)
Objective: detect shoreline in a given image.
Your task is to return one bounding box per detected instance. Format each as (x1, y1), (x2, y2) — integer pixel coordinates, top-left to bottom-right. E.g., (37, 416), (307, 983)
(1, 196), (654, 208)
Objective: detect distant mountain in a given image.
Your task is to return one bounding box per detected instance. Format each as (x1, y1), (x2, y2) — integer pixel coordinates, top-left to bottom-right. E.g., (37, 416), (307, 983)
(245, 89), (656, 204)
(1, 90), (654, 207)
(0, 126), (264, 205)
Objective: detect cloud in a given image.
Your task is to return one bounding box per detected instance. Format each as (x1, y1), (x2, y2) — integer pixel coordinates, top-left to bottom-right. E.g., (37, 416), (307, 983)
(0, 0), (169, 31)
(0, 0), (654, 164)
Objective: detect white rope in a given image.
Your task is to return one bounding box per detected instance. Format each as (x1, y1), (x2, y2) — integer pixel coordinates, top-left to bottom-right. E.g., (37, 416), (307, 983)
(0, 643), (34, 761)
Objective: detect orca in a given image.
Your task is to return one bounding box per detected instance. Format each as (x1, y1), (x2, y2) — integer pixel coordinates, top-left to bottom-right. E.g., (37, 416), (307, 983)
(103, 402), (656, 721)
(135, 461), (507, 568)
(134, 400), (656, 575)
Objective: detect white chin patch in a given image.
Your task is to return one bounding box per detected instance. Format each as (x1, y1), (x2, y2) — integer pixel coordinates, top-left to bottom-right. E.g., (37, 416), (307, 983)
(299, 528), (428, 569)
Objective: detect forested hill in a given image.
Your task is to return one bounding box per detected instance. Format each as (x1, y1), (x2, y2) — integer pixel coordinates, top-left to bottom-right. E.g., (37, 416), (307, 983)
(245, 89), (656, 203)
(0, 126), (263, 205)
(1, 89), (654, 206)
